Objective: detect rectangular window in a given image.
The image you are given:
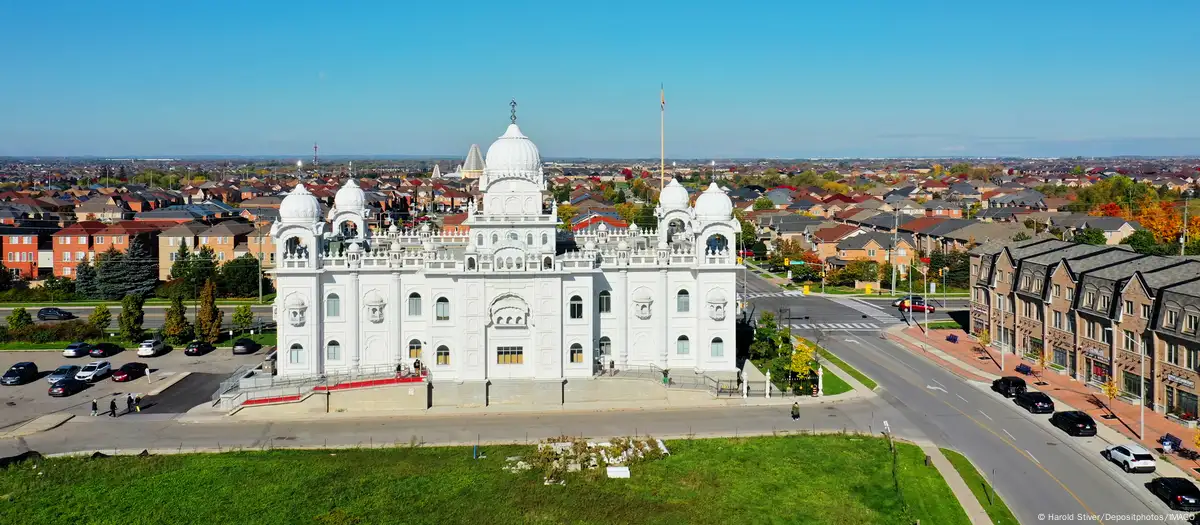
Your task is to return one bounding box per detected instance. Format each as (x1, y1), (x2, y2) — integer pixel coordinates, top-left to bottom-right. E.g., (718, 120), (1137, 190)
(170, 253), (176, 261)
(1101, 328), (1111, 345)
(1189, 315), (1199, 334)
(677, 337), (690, 355)
(1189, 347), (1199, 370)
(435, 299), (449, 321)
(677, 293), (690, 313)
(289, 347), (301, 364)
(711, 339), (725, 357)
(1124, 330), (1135, 352)
(1086, 321), (1097, 340)
(63, 267), (70, 275)
(95, 236), (105, 244)
(269, 253), (275, 263)
(62, 252), (70, 262)
(437, 346), (449, 365)
(1167, 310), (1179, 327)
(570, 346), (583, 363)
(497, 346), (524, 364)
(1066, 287), (1074, 300)
(76, 251), (84, 262)
(1084, 291), (1095, 306)
(569, 299), (583, 319)
(408, 295), (421, 316)
(598, 292), (611, 314)
(1053, 311), (1063, 329)
(1023, 301), (1032, 318)
(867, 249), (876, 257)
(6, 236), (15, 244)
(168, 237), (176, 246)
(1124, 301), (1134, 316)
(1168, 343), (1180, 366)
(1022, 276), (1030, 290)
(23, 236), (31, 245)
(898, 248), (906, 256)
(1052, 285), (1061, 297)
(1100, 297), (1109, 311)
(1142, 304), (1152, 319)
(60, 237), (69, 245)
(217, 252), (225, 261)
(78, 236), (86, 244)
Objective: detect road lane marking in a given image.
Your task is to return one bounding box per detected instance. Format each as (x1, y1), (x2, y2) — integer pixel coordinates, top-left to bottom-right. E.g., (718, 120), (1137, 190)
(1027, 450), (1040, 464)
(1003, 429), (1015, 440)
(956, 393), (968, 403)
(978, 410), (993, 421)
(927, 385), (947, 393)
(932, 378), (946, 389)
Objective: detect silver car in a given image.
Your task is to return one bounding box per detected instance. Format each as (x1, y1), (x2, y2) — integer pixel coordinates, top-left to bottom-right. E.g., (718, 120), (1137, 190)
(46, 365), (81, 384)
(74, 361), (111, 382)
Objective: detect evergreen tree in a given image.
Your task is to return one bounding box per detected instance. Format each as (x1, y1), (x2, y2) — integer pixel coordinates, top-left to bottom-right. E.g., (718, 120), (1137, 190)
(122, 237), (158, 298)
(161, 295), (193, 344)
(95, 247), (126, 300)
(88, 305), (112, 334)
(190, 246), (218, 293)
(74, 259), (98, 300)
(194, 279), (223, 343)
(5, 307), (31, 331)
(118, 294), (145, 342)
(169, 244), (192, 282)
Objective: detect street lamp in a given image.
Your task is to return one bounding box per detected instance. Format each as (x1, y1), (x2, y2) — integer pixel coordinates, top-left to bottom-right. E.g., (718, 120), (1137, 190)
(996, 291), (1006, 372)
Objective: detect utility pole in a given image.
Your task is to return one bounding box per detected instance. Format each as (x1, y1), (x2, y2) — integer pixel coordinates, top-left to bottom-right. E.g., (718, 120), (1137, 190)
(890, 208), (899, 295)
(1182, 194), (1190, 256)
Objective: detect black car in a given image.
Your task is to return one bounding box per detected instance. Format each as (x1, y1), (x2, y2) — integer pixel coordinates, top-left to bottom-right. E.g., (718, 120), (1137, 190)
(232, 338), (261, 355)
(1147, 477), (1200, 511)
(1014, 391), (1055, 414)
(991, 376), (1027, 397)
(88, 342), (123, 358)
(1050, 410), (1097, 437)
(48, 378), (87, 397)
(1, 362), (39, 385)
(184, 341), (215, 356)
(36, 307), (74, 321)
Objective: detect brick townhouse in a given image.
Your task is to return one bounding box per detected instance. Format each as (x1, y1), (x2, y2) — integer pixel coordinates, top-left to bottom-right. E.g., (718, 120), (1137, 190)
(971, 238), (1200, 421)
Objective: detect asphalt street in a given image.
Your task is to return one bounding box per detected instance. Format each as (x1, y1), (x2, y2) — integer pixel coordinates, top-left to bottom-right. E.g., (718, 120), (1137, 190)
(743, 271), (1177, 523)
(0, 304), (273, 329)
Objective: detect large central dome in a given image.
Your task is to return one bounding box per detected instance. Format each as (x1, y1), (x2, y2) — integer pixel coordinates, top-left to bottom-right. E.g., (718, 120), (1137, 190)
(484, 124), (541, 173)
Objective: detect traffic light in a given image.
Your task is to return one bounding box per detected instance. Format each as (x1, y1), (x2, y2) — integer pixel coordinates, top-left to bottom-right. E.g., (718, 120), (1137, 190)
(784, 258), (791, 266)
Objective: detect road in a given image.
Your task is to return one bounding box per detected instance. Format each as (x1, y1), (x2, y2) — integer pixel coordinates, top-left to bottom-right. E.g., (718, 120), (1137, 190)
(742, 271), (1176, 523)
(1, 305), (274, 329)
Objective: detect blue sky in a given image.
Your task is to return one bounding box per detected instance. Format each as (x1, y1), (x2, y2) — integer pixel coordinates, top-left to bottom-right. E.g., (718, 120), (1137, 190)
(3, 1), (1198, 158)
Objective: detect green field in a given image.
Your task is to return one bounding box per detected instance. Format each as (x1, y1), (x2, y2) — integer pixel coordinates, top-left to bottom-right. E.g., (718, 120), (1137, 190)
(816, 347), (878, 390)
(0, 435), (968, 525)
(940, 448), (1019, 525)
(820, 368), (852, 395)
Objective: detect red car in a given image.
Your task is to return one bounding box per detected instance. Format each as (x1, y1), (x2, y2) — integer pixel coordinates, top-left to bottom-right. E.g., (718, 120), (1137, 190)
(111, 362), (149, 382)
(899, 299), (936, 313)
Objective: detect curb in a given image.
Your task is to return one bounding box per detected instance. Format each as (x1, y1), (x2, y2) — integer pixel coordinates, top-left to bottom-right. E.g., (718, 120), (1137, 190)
(1, 414), (74, 438)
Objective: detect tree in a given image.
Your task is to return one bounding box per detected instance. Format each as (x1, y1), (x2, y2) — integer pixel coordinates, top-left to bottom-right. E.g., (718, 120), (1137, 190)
(189, 246), (219, 293)
(1121, 229), (1170, 255)
(88, 305), (112, 334)
(1036, 347), (1049, 385)
(1073, 228), (1107, 246)
(752, 198), (775, 210)
(1134, 200), (1182, 243)
(40, 276), (75, 301)
(556, 203), (578, 231)
(5, 307), (31, 330)
(1101, 378), (1120, 416)
(232, 305), (255, 334)
(122, 237), (158, 298)
(1090, 202), (1126, 218)
(750, 312), (779, 360)
(168, 243), (193, 284)
(194, 279), (223, 343)
(94, 247), (125, 300)
(161, 295), (193, 344)
(787, 336), (815, 379)
(1012, 231), (1031, 242)
(0, 268), (14, 293)
(118, 294), (145, 342)
(219, 254), (264, 298)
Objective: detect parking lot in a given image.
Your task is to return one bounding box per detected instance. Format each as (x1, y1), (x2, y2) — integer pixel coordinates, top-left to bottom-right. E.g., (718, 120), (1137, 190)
(0, 344), (267, 430)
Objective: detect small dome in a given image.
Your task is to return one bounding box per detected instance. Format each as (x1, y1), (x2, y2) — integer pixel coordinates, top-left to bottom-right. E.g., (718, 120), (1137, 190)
(597, 222), (608, 233)
(335, 179), (366, 210)
(348, 242), (363, 253)
(632, 287), (653, 303)
(657, 240), (668, 250)
(629, 223), (640, 235)
(484, 124), (541, 173)
(617, 239), (629, 250)
(659, 178), (689, 210)
(694, 182), (733, 220)
(422, 239), (435, 251)
(285, 294), (307, 309)
(280, 184), (321, 223)
(364, 290), (385, 307)
(387, 222), (398, 233)
(584, 239), (597, 250)
(706, 288), (729, 304)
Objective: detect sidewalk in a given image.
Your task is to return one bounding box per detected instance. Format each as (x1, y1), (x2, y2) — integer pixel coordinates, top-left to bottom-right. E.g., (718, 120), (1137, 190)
(916, 441), (992, 525)
(890, 324), (1200, 481)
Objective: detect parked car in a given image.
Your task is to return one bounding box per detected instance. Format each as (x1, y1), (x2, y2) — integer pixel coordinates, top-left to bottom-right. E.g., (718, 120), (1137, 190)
(1, 362), (38, 386)
(991, 376), (1027, 397)
(1050, 410), (1097, 437)
(74, 361), (111, 382)
(62, 342), (94, 358)
(1147, 477), (1200, 511)
(1014, 391), (1055, 413)
(232, 338), (261, 355)
(892, 295), (925, 307)
(111, 362), (149, 382)
(36, 307), (74, 321)
(48, 378), (87, 397)
(89, 342), (123, 358)
(136, 339), (165, 357)
(899, 298), (936, 313)
(1103, 444), (1156, 473)
(46, 365), (82, 384)
(184, 341), (215, 356)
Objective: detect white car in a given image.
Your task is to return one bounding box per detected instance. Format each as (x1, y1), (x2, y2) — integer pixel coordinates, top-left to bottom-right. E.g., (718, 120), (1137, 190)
(74, 361), (112, 382)
(137, 339), (165, 357)
(1103, 444), (1156, 473)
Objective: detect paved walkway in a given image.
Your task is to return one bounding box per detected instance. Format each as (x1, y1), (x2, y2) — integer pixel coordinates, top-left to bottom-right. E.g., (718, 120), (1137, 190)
(890, 324), (1200, 481)
(916, 441), (992, 525)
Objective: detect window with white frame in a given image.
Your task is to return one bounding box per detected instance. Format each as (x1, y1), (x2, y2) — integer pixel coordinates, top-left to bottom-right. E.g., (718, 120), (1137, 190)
(710, 337), (724, 357)
(1168, 343), (1180, 366)
(1142, 304), (1152, 319)
(408, 293), (422, 316)
(408, 339), (422, 359)
(569, 296), (583, 319)
(598, 291), (611, 314)
(1123, 330), (1135, 352)
(570, 343), (583, 363)
(1053, 311), (1063, 329)
(1189, 314), (1200, 334)
(676, 290), (690, 313)
(677, 335), (690, 355)
(326, 341), (341, 361)
(497, 346), (523, 364)
(326, 293), (340, 317)
(436, 345), (450, 365)
(435, 297), (450, 321)
(288, 343), (303, 364)
(1124, 301), (1134, 316)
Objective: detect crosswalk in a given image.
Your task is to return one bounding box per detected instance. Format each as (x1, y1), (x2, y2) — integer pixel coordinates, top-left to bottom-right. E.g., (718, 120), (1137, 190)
(743, 290), (806, 299)
(790, 322), (881, 332)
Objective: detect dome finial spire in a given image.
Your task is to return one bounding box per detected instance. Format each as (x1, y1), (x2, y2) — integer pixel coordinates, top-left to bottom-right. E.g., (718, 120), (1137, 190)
(510, 98), (517, 124)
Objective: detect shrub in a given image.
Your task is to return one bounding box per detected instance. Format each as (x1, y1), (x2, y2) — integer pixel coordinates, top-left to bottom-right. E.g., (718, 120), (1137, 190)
(5, 320), (101, 343)
(5, 308), (32, 330)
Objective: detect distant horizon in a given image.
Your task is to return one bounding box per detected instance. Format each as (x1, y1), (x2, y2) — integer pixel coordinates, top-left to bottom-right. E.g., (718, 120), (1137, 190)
(4, 153), (1200, 163)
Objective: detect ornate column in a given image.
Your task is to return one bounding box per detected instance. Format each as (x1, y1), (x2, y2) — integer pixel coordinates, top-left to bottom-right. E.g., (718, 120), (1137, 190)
(390, 271), (402, 368)
(658, 268), (669, 368)
(347, 270), (360, 373)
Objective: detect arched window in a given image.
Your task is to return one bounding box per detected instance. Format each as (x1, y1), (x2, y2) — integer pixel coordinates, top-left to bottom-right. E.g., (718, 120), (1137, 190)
(599, 336), (612, 357)
(435, 297), (450, 321)
(507, 232), (519, 241)
(542, 233), (548, 245)
(543, 257), (552, 270)
(492, 234), (499, 244)
(706, 234), (729, 253)
(527, 233), (533, 245)
(408, 339), (422, 359)
(677, 335), (690, 355)
(569, 295), (583, 319)
(570, 343), (584, 363)
(467, 257), (476, 270)
(516, 258), (524, 269)
(408, 293), (422, 316)
(326, 340), (341, 361)
(326, 293), (341, 317)
(436, 345), (450, 365)
(288, 343), (304, 364)
(710, 337), (724, 357)
(477, 234), (484, 246)
(506, 316), (513, 324)
(598, 290), (612, 314)
(676, 290), (690, 313)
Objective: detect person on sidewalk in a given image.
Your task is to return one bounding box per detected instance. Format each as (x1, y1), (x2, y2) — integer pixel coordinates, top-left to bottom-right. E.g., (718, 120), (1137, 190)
(126, 394), (134, 415)
(109, 399), (117, 418)
(90, 399), (98, 417)
(134, 394), (142, 412)
(791, 402), (801, 421)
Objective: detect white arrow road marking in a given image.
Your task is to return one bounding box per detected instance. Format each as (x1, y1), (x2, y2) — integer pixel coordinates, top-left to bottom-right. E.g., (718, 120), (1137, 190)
(932, 378), (946, 389)
(927, 385), (948, 393)
(979, 410), (993, 421)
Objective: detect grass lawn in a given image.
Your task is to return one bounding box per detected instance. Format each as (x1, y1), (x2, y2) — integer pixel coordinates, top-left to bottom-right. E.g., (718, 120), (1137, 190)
(922, 320), (963, 330)
(0, 435), (969, 525)
(939, 448), (1020, 525)
(213, 332), (277, 347)
(816, 347), (878, 390)
(820, 368), (852, 395)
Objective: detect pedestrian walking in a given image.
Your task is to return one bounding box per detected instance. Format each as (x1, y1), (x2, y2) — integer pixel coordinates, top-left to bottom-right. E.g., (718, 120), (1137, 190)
(134, 394), (142, 412)
(90, 399), (98, 417)
(126, 394), (134, 415)
(791, 401), (800, 421)
(109, 399), (117, 418)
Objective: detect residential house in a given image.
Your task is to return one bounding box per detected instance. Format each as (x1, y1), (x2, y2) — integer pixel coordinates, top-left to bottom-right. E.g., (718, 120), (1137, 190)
(51, 221), (107, 277)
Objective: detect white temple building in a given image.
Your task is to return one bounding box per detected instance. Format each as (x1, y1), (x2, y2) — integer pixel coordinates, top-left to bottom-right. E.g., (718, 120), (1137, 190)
(270, 116), (741, 391)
